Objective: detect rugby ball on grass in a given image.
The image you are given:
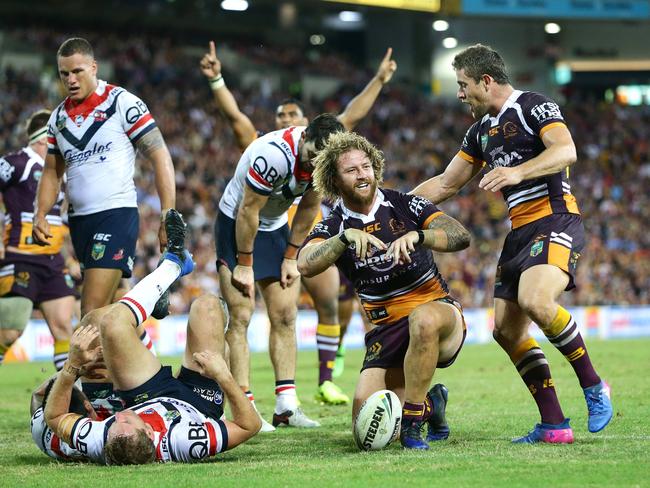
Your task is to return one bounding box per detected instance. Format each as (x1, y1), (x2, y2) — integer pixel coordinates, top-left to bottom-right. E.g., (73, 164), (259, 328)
(354, 389), (401, 451)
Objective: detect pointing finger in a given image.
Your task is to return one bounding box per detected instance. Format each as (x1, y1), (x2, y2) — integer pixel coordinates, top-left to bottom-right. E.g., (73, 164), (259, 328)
(209, 40), (216, 56)
(383, 47), (393, 62)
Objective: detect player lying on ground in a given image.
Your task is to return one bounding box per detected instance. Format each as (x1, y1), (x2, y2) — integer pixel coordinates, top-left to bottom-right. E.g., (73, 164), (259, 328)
(44, 210), (261, 464)
(298, 132), (471, 450)
(30, 328), (155, 461)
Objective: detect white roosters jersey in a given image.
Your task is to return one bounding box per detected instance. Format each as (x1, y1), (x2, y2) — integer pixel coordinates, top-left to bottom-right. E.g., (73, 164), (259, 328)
(47, 80), (157, 216)
(218, 127), (312, 231)
(68, 397), (227, 464)
(31, 407), (86, 461)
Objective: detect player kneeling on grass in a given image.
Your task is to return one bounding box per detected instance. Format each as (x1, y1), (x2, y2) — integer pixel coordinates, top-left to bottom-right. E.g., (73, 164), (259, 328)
(43, 210), (261, 464)
(297, 132), (470, 450)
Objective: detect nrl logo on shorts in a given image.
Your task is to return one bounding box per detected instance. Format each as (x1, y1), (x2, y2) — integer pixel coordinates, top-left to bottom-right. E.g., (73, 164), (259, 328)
(365, 341), (382, 362)
(530, 241), (544, 257)
(91, 243), (106, 260)
(16, 271), (30, 288)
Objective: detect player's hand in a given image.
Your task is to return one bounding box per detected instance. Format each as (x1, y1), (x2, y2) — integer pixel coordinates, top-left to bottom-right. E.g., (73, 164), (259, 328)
(66, 258), (82, 280)
(32, 214), (52, 246)
(386, 231), (420, 265)
(193, 350), (229, 381)
(69, 325), (101, 369)
(376, 47), (397, 85)
(280, 258), (300, 289)
(343, 229), (387, 261)
(200, 41), (222, 79)
(478, 166), (523, 192)
(232, 264), (255, 298)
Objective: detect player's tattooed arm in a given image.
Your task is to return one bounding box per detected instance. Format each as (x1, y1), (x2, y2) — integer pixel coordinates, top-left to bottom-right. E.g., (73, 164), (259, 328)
(297, 237), (348, 278)
(298, 229), (387, 276)
(136, 128), (176, 250)
(423, 213), (471, 252)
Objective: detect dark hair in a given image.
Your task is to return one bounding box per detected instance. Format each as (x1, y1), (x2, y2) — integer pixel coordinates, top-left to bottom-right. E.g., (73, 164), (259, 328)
(304, 113), (344, 150)
(41, 379), (87, 415)
(26, 109), (51, 136)
(57, 37), (94, 58)
(105, 431), (157, 465)
(276, 98), (306, 115)
(452, 44), (510, 85)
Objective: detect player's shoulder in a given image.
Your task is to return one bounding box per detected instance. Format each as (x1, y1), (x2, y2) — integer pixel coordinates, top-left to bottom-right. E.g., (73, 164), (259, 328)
(517, 90), (558, 108)
(1, 147), (28, 164)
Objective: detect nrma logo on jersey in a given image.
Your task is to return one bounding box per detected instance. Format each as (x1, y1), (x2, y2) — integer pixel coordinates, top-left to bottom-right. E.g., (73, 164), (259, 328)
(64, 141), (113, 166)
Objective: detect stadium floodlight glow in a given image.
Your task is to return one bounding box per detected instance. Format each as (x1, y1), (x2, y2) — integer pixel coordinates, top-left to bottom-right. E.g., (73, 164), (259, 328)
(442, 37), (457, 49)
(432, 20), (449, 31)
(310, 34), (326, 45)
(545, 22), (561, 34)
(221, 0), (248, 11)
(339, 10), (363, 22)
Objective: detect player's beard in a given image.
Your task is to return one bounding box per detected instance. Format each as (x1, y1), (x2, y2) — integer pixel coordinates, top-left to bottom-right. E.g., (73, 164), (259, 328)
(340, 179), (377, 210)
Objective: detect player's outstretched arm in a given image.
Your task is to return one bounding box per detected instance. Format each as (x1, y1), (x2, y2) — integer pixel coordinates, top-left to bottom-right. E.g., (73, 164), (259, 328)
(337, 47), (397, 131)
(200, 41), (257, 151)
(411, 153), (482, 204)
(135, 128), (176, 251)
(32, 153), (65, 246)
(193, 350), (261, 449)
(387, 213), (470, 264)
(298, 228), (386, 277)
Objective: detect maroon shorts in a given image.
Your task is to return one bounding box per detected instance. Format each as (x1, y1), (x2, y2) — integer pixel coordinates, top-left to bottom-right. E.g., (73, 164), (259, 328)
(494, 213), (585, 301)
(0, 252), (77, 305)
(361, 297), (466, 371)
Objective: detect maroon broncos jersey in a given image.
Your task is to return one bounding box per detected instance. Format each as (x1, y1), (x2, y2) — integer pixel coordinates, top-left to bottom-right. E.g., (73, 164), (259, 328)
(304, 188), (449, 326)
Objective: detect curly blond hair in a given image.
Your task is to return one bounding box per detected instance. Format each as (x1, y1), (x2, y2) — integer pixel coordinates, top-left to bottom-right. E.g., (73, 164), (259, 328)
(311, 132), (384, 201)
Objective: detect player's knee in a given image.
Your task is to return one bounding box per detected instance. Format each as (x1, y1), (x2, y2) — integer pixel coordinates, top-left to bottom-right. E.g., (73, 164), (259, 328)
(80, 306), (110, 329)
(518, 291), (554, 324)
(314, 298), (338, 322)
(99, 304), (130, 339)
(408, 308), (441, 343)
(227, 305), (253, 331)
(0, 296), (33, 332)
(268, 307), (296, 330)
(190, 294), (221, 318)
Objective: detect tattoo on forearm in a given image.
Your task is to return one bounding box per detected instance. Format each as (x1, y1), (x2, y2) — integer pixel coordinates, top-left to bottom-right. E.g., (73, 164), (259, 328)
(306, 238), (345, 266)
(136, 128), (166, 158)
(428, 215), (470, 251)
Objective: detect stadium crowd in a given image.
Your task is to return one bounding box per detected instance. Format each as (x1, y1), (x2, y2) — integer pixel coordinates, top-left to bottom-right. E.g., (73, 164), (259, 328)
(1, 28), (648, 311)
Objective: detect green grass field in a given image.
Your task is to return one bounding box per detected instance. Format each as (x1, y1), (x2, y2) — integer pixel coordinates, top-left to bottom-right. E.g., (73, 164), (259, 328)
(1, 339), (648, 488)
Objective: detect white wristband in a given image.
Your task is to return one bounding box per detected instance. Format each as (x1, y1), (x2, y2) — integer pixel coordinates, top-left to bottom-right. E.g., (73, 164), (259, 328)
(209, 75), (225, 90)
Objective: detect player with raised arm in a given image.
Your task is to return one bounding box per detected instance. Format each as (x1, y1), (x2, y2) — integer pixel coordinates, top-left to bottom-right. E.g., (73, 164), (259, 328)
(0, 109), (77, 370)
(43, 210), (261, 464)
(412, 44), (612, 443)
(298, 132), (470, 449)
(200, 42), (397, 408)
(32, 37), (175, 319)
